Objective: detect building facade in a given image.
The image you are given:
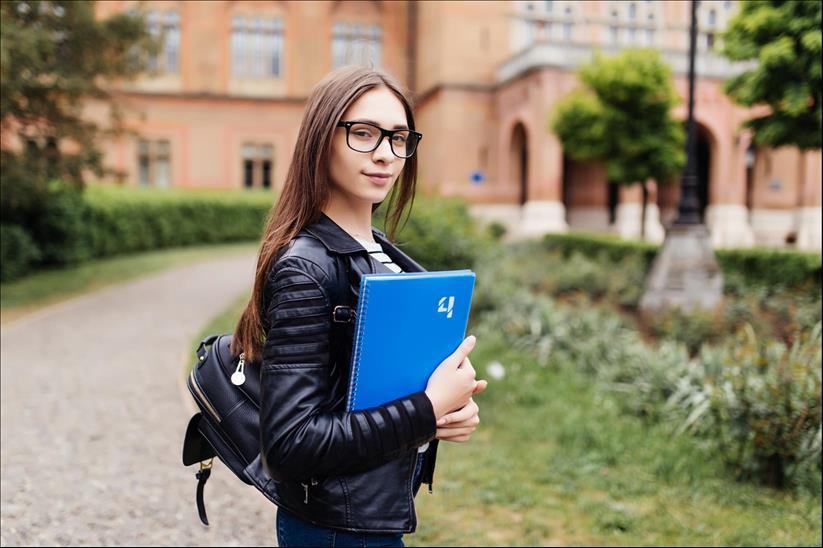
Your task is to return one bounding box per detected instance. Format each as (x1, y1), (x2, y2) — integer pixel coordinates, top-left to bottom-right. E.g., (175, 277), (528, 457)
(89, 0), (822, 251)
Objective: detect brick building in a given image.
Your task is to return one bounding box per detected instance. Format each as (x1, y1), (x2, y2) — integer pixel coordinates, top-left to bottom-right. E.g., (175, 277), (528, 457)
(88, 0), (821, 251)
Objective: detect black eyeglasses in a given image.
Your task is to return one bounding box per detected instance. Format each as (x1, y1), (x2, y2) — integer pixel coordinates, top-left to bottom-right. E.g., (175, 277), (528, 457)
(336, 121), (422, 159)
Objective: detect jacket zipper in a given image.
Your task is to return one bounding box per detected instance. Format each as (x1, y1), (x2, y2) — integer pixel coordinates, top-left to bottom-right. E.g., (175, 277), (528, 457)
(301, 477), (319, 504)
(408, 451), (418, 529)
(189, 370), (221, 422)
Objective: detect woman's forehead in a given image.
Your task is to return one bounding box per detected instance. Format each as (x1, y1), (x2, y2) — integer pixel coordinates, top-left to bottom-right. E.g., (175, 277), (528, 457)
(343, 87), (407, 128)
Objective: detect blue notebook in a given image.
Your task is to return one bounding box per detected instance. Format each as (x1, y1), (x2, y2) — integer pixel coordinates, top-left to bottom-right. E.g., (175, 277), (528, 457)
(346, 270), (476, 412)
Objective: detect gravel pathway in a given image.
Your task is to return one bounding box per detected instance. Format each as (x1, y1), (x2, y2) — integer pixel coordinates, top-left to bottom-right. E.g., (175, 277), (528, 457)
(1, 252), (281, 547)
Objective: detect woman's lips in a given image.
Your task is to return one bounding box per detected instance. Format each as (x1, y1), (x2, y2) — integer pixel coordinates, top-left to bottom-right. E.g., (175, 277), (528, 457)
(364, 173), (390, 186)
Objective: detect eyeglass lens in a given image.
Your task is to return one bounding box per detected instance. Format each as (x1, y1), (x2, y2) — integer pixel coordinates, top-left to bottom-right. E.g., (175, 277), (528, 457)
(347, 123), (419, 158)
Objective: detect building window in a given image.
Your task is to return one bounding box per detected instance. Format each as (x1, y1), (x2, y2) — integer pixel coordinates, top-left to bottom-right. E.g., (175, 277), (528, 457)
(563, 22), (572, 41)
(332, 23), (382, 68)
(137, 139), (172, 187)
(628, 2), (637, 19)
(544, 0), (553, 14)
(232, 17), (284, 78)
(645, 28), (655, 45)
(708, 9), (717, 26)
(609, 26), (619, 44)
(628, 27), (637, 43)
(242, 143), (274, 189)
(146, 11), (180, 74)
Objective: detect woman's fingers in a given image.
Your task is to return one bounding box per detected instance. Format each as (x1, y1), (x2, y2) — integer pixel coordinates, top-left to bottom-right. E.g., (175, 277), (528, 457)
(437, 398), (478, 426)
(472, 379), (488, 395)
(436, 425), (477, 440)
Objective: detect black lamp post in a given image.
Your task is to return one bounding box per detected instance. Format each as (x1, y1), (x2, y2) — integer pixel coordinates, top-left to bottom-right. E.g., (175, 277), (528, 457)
(674, 0), (702, 226)
(639, 0), (723, 313)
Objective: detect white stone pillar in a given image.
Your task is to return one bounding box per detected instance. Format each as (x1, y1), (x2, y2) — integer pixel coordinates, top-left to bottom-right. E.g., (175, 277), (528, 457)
(614, 183), (664, 243)
(517, 200), (568, 238)
(705, 204), (755, 248)
(796, 150), (822, 252)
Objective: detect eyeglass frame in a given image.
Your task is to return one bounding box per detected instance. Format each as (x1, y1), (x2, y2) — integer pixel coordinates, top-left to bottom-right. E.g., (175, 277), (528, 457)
(335, 120), (423, 159)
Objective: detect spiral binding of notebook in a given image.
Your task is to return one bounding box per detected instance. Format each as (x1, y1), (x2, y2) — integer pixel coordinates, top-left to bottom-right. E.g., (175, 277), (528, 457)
(345, 275), (371, 411)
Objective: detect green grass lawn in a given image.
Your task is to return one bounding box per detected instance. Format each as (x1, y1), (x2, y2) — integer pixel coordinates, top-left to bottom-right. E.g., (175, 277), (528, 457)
(190, 298), (822, 546)
(410, 336), (821, 546)
(0, 241), (258, 325)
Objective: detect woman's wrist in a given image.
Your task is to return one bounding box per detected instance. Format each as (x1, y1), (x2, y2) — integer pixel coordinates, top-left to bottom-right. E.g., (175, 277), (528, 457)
(423, 389), (447, 421)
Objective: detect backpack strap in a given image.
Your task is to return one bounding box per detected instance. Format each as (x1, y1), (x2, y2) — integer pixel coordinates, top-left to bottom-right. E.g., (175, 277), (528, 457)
(196, 334), (220, 363)
(195, 461), (213, 526)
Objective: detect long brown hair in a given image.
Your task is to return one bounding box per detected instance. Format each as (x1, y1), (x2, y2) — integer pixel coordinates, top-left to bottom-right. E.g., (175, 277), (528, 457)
(231, 66), (419, 363)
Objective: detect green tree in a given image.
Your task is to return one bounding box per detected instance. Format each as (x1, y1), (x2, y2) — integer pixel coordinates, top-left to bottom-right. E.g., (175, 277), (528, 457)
(0, 0), (158, 223)
(550, 49), (686, 240)
(1, 1), (158, 278)
(720, 0), (821, 150)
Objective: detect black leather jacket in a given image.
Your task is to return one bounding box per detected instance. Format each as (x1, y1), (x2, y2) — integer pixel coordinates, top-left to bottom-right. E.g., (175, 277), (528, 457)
(258, 211), (440, 533)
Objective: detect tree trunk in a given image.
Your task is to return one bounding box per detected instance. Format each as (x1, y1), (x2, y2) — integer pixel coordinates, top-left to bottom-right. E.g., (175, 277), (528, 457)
(640, 180), (648, 241)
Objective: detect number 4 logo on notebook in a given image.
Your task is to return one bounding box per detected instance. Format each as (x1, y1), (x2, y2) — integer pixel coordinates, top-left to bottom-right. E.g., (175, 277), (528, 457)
(437, 296), (455, 319)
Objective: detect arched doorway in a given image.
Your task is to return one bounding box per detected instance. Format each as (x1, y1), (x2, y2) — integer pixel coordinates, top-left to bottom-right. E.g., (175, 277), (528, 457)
(510, 123), (528, 206)
(695, 124), (712, 223)
(665, 121), (714, 223)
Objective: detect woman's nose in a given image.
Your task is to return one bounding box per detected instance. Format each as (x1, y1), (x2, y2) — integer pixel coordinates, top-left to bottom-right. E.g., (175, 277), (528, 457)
(372, 135), (395, 162)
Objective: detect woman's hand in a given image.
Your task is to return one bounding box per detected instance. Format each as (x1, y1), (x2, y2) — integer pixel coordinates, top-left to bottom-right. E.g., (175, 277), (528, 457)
(425, 336), (480, 420)
(435, 375), (488, 443)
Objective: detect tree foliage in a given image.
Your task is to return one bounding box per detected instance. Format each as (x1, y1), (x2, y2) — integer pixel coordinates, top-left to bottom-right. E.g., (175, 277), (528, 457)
(551, 49), (686, 188)
(720, 0), (822, 150)
(0, 0), (157, 223)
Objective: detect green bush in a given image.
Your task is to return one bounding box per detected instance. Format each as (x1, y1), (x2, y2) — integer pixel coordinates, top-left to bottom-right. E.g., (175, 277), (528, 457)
(32, 180), (94, 266)
(0, 224), (42, 282)
(647, 305), (728, 356)
(374, 196), (499, 271)
(83, 186), (275, 257)
(542, 232), (822, 296)
(668, 322), (822, 490)
(0, 183), (277, 282)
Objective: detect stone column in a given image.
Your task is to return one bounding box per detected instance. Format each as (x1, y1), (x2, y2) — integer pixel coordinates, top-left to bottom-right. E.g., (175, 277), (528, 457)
(518, 132), (567, 238)
(704, 132), (755, 248)
(615, 182), (664, 243)
(796, 149), (822, 252)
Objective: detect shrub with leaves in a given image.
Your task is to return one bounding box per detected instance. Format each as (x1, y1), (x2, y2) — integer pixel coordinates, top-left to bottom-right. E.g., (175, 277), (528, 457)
(668, 322), (822, 489)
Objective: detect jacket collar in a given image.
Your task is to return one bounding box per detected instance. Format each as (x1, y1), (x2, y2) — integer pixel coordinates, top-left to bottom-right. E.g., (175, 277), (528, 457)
(302, 211), (426, 273)
(302, 211), (381, 255)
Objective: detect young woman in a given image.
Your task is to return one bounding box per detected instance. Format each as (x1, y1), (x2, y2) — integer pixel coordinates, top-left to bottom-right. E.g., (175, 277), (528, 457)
(231, 65), (488, 547)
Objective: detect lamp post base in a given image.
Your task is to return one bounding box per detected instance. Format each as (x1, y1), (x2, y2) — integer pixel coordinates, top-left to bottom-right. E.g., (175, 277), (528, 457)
(639, 224), (724, 313)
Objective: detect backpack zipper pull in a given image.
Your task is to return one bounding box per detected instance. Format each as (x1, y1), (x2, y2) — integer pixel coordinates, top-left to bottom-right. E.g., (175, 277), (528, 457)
(231, 352), (246, 386)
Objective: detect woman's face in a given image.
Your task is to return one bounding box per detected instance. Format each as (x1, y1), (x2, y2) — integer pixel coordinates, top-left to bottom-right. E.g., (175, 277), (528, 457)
(328, 86), (408, 206)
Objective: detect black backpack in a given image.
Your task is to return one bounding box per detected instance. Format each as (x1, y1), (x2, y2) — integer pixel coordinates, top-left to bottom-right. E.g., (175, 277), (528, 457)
(182, 333), (279, 525)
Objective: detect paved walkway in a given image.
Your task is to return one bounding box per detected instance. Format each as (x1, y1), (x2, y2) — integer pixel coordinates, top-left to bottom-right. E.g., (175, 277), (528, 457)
(1, 252), (280, 546)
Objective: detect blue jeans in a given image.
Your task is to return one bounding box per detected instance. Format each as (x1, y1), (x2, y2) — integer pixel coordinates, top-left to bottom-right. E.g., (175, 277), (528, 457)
(276, 453), (426, 547)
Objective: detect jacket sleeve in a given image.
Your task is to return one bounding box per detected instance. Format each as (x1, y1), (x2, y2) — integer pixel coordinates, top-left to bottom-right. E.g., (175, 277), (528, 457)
(259, 258), (437, 483)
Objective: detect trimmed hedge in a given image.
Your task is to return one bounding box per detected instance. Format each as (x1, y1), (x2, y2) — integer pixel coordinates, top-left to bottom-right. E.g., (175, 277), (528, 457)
(81, 185), (275, 257)
(0, 184), (277, 282)
(543, 232), (822, 294)
(0, 224), (42, 282)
